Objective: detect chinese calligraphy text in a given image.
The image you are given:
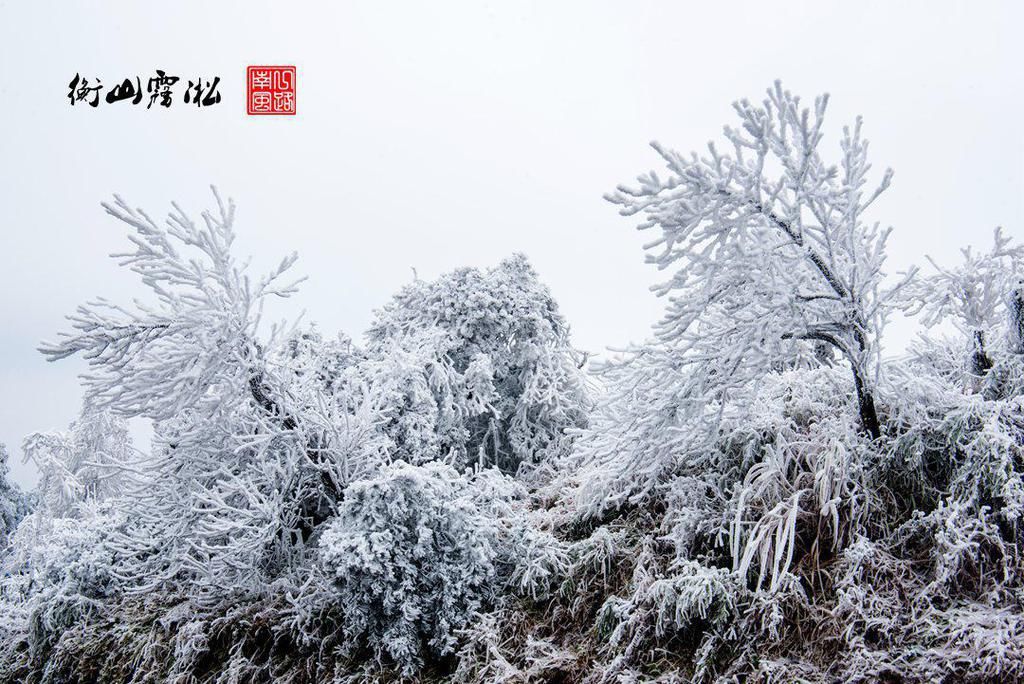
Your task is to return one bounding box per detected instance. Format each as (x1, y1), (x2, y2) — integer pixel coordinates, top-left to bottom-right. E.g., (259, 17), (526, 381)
(67, 71), (222, 109)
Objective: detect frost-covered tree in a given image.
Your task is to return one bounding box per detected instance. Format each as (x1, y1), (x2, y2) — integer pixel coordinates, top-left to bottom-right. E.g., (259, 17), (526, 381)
(21, 406), (133, 518)
(39, 189), (301, 423)
(902, 227), (1024, 381)
(36, 189), (325, 590)
(365, 254), (590, 473)
(607, 81), (909, 438)
(0, 444), (30, 550)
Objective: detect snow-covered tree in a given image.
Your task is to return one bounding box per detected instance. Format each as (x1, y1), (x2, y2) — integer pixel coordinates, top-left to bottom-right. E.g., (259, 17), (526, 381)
(607, 81), (909, 438)
(902, 227), (1024, 381)
(21, 406), (133, 518)
(36, 189), (323, 591)
(0, 444), (29, 551)
(365, 254), (590, 473)
(39, 189), (301, 423)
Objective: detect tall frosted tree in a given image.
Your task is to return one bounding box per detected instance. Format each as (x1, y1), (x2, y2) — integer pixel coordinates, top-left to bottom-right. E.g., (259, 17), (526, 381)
(37, 189), (317, 589)
(607, 82), (909, 438)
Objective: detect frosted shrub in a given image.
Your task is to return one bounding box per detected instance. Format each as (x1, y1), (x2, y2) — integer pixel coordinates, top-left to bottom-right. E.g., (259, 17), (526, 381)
(726, 372), (872, 592)
(366, 254), (590, 473)
(569, 345), (712, 519)
(506, 526), (567, 602)
(3, 501), (129, 653)
(0, 445), (29, 551)
(611, 558), (740, 643)
(319, 460), (501, 675)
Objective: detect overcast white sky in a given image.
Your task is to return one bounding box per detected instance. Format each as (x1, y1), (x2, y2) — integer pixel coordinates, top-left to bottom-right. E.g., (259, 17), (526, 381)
(1, 1), (1022, 487)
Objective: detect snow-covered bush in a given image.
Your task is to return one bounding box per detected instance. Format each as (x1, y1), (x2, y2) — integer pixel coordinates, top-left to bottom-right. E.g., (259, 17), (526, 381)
(365, 254), (590, 474)
(0, 444), (30, 551)
(519, 358), (1024, 682)
(319, 460), (501, 675)
(2, 501), (129, 655)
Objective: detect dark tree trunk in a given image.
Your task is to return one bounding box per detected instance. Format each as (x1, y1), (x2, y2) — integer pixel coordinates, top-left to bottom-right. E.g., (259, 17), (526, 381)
(813, 341), (834, 367)
(249, 372), (298, 430)
(792, 329), (881, 439)
(1009, 283), (1024, 355)
(248, 367), (340, 536)
(968, 329), (993, 379)
(851, 366), (881, 440)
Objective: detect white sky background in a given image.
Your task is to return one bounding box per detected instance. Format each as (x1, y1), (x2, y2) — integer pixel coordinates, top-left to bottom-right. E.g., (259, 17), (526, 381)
(1, 1), (1022, 488)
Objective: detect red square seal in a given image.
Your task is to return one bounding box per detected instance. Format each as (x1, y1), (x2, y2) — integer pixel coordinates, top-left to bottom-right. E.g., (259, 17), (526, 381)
(247, 66), (296, 115)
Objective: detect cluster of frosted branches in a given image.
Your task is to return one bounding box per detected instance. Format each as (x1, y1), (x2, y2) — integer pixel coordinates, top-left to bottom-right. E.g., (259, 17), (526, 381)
(20, 407), (134, 519)
(39, 188), (302, 422)
(0, 187), (591, 682)
(900, 227), (1024, 384)
(607, 81), (912, 438)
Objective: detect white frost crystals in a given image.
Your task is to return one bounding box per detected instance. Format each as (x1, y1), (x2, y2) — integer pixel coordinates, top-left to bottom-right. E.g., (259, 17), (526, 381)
(39, 189), (303, 422)
(319, 460), (501, 676)
(2, 83), (1023, 683)
(606, 82), (913, 439)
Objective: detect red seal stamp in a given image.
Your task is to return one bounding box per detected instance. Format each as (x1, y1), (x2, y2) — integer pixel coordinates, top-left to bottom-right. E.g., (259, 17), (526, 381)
(247, 66), (296, 115)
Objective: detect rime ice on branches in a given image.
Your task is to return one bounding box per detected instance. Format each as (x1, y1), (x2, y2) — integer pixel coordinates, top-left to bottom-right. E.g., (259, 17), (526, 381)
(607, 81), (912, 438)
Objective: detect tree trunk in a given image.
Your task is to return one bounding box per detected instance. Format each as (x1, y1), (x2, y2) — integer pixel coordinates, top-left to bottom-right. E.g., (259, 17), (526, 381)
(1009, 282), (1024, 355)
(851, 366), (881, 440)
(968, 329), (993, 378)
(793, 329), (880, 439)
